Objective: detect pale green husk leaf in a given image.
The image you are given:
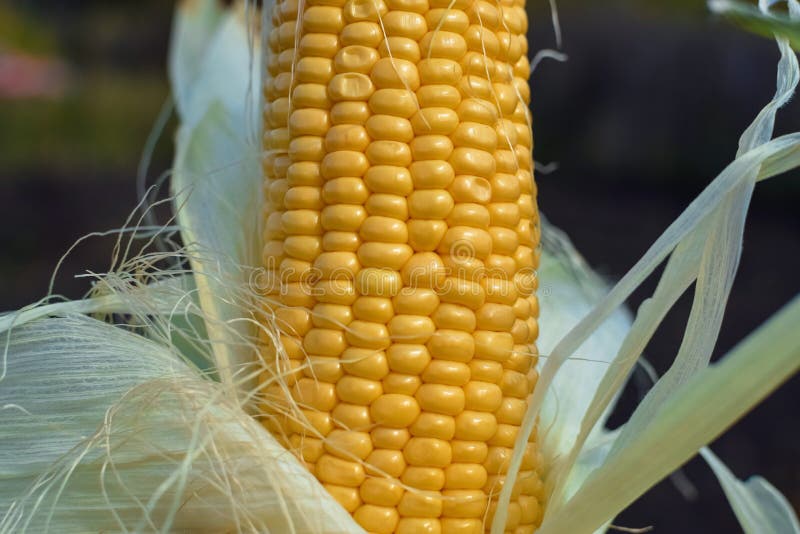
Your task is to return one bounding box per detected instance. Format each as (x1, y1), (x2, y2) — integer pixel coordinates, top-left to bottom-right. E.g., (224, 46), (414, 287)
(169, 0), (225, 120)
(702, 448), (800, 534)
(536, 223), (632, 464)
(537, 295), (800, 533)
(170, 3), (263, 399)
(0, 315), (361, 533)
(0, 275), (198, 335)
(710, 0), (800, 50)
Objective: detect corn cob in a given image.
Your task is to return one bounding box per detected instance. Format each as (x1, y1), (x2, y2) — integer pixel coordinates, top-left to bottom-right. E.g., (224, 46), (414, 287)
(260, 0), (542, 530)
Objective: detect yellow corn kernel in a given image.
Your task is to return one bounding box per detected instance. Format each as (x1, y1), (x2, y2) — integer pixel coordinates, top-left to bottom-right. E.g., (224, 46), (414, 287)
(260, 0), (541, 529)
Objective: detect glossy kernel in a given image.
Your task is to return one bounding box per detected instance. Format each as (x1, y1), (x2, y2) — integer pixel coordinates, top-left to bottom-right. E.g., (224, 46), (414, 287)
(371, 393), (422, 428)
(383, 373), (422, 395)
(410, 412), (456, 440)
(408, 189), (455, 219)
(366, 449), (407, 476)
(422, 360), (471, 386)
(372, 427), (412, 450)
(398, 491), (444, 517)
(342, 347), (390, 379)
(444, 463), (488, 490)
(394, 287), (440, 315)
(354, 505), (399, 534)
(316, 454), (366, 486)
(454, 411), (498, 441)
(404, 437), (453, 468)
(415, 384), (466, 416)
(389, 315), (437, 343)
(401, 252), (447, 288)
(324, 430), (374, 460)
(386, 344), (432, 374)
(336, 375), (384, 404)
(361, 478), (405, 506)
(463, 381), (502, 412)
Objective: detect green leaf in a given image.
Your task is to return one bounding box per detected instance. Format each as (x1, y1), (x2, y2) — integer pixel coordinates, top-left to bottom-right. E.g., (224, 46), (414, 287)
(709, 0), (800, 50)
(606, 179), (753, 460)
(701, 448), (800, 534)
(537, 295), (800, 533)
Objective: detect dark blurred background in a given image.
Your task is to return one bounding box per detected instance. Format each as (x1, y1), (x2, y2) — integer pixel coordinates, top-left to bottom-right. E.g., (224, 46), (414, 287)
(0, 0), (797, 531)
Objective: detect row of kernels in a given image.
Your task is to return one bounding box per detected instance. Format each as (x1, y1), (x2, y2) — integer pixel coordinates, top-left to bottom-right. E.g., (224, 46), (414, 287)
(319, 34), (390, 353)
(460, 31), (538, 529)
(333, 17), (422, 532)
(348, 28), (425, 527)
(277, 0), (345, 473)
(262, 0), (298, 412)
(453, 132), (528, 531)
(279, 0), (341, 295)
(395, 34), (504, 517)
(340, 489), (485, 530)
(406, 15), (466, 402)
(403, 50), (460, 333)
